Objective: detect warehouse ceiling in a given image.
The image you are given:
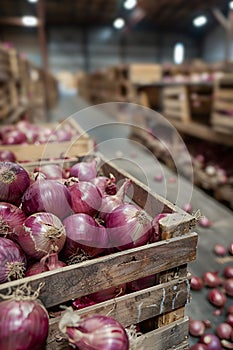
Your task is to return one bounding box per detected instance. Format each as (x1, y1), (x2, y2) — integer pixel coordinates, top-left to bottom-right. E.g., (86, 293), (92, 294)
(0, 0), (230, 35)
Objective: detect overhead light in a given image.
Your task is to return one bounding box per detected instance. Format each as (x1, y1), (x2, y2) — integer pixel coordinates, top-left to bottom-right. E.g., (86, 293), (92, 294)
(27, 0), (38, 2)
(174, 43), (185, 64)
(229, 1), (233, 9)
(22, 16), (38, 26)
(113, 18), (125, 29)
(124, 0), (137, 10)
(193, 15), (207, 27)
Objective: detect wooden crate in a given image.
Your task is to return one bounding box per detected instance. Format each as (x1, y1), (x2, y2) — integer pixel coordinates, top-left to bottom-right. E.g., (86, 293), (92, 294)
(129, 64), (162, 84)
(211, 75), (233, 133)
(162, 85), (190, 123)
(0, 118), (93, 161)
(0, 155), (197, 350)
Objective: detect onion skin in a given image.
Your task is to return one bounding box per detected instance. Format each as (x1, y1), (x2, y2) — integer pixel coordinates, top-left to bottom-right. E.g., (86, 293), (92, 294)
(190, 344), (208, 350)
(89, 284), (126, 303)
(151, 213), (169, 243)
(0, 298), (49, 350)
(191, 276), (204, 291)
(0, 202), (27, 241)
(127, 274), (157, 292)
(68, 181), (102, 216)
(208, 288), (227, 307)
(224, 279), (233, 297)
(0, 150), (16, 162)
(214, 244), (227, 256)
(203, 272), (221, 288)
(0, 162), (30, 206)
(199, 216), (212, 228)
(200, 333), (222, 350)
(72, 296), (96, 310)
(59, 313), (129, 350)
(189, 319), (206, 337)
(216, 322), (232, 339)
(17, 212), (66, 259)
(37, 164), (65, 180)
(70, 159), (98, 181)
(22, 179), (72, 220)
(107, 204), (152, 251)
(62, 213), (108, 258)
(0, 237), (27, 283)
(224, 267), (233, 279)
(25, 253), (66, 276)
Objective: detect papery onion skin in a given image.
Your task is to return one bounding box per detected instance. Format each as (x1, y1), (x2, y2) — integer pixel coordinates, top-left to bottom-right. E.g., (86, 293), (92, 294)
(151, 213), (169, 243)
(107, 204), (152, 251)
(68, 181), (102, 217)
(70, 159), (98, 181)
(0, 162), (30, 206)
(62, 213), (108, 258)
(191, 276), (204, 291)
(189, 319), (206, 337)
(22, 179), (72, 220)
(91, 176), (117, 196)
(0, 202), (27, 241)
(200, 333), (222, 350)
(16, 212), (66, 259)
(0, 237), (26, 283)
(72, 296), (96, 310)
(37, 164), (65, 180)
(60, 314), (129, 350)
(0, 298), (49, 350)
(25, 253), (66, 276)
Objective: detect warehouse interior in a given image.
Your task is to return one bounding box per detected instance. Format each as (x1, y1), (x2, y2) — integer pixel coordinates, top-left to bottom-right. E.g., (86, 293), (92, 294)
(0, 1), (233, 350)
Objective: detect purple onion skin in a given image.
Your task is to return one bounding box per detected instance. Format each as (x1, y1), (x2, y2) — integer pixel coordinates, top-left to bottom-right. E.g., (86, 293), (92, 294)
(70, 159), (97, 181)
(0, 202), (27, 241)
(65, 315), (129, 350)
(68, 181), (102, 217)
(0, 237), (27, 283)
(72, 296), (96, 310)
(0, 150), (16, 162)
(127, 274), (157, 292)
(0, 162), (30, 206)
(63, 213), (108, 258)
(200, 333), (222, 350)
(0, 299), (49, 350)
(107, 204), (152, 251)
(151, 213), (169, 243)
(22, 180), (72, 220)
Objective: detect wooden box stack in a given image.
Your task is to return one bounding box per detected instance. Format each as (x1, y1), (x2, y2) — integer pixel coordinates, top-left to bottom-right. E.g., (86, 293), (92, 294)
(0, 156), (197, 350)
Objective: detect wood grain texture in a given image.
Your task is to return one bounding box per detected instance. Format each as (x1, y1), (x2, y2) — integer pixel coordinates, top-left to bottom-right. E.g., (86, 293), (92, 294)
(0, 233), (198, 308)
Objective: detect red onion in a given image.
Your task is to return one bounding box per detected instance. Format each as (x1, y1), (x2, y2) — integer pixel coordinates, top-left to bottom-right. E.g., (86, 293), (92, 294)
(189, 319), (206, 337)
(67, 180), (102, 216)
(106, 203), (152, 251)
(224, 279), (233, 297)
(72, 296), (96, 310)
(0, 286), (49, 350)
(208, 288), (226, 307)
(228, 305), (233, 314)
(70, 158), (98, 181)
(199, 216), (212, 228)
(25, 253), (66, 276)
(91, 174), (117, 195)
(200, 334), (222, 350)
(54, 128), (72, 142)
(63, 213), (108, 258)
(3, 130), (27, 145)
(59, 311), (129, 350)
(36, 164), (65, 180)
(127, 274), (157, 292)
(191, 275), (204, 291)
(89, 284), (126, 303)
(214, 244), (227, 256)
(0, 202), (27, 241)
(227, 314), (233, 327)
(17, 212), (66, 259)
(22, 179), (72, 220)
(203, 272), (221, 288)
(182, 202), (193, 213)
(190, 344), (208, 350)
(0, 150), (16, 162)
(0, 162), (30, 206)
(229, 243), (233, 255)
(224, 267), (233, 279)
(151, 213), (169, 243)
(0, 237), (26, 283)
(154, 173), (164, 182)
(100, 179), (131, 220)
(216, 322), (232, 339)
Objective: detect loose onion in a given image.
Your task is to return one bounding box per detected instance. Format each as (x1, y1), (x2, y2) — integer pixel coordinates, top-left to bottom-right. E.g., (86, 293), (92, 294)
(59, 310), (129, 350)
(199, 216), (212, 228)
(200, 333), (222, 350)
(0, 150), (16, 162)
(228, 305), (233, 315)
(203, 272), (221, 288)
(0, 162), (30, 206)
(0, 286), (49, 350)
(3, 130), (27, 145)
(229, 243), (233, 255)
(22, 179), (72, 220)
(227, 313), (233, 327)
(214, 244), (227, 256)
(0, 202), (27, 241)
(189, 319), (206, 337)
(182, 202), (193, 213)
(224, 267), (233, 279)
(216, 322), (232, 339)
(191, 276), (204, 291)
(107, 203), (152, 250)
(208, 288), (227, 307)
(190, 344), (208, 350)
(62, 213), (108, 258)
(224, 279), (233, 297)
(0, 237), (26, 283)
(17, 212), (66, 259)
(70, 158), (98, 181)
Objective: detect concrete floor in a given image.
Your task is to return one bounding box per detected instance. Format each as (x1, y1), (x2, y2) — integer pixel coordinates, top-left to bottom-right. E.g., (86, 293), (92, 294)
(50, 94), (233, 346)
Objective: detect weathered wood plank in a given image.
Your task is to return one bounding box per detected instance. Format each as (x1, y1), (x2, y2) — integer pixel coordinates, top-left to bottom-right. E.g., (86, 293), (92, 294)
(0, 233), (198, 308)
